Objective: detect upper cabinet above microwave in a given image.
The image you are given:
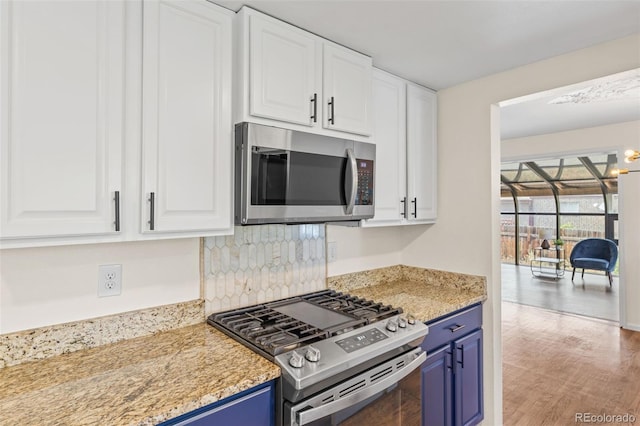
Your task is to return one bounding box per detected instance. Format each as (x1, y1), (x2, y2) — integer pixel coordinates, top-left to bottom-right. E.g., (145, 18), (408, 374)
(234, 7), (372, 138)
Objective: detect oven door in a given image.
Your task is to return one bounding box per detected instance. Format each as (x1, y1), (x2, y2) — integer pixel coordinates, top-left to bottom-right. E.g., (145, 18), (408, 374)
(284, 347), (425, 426)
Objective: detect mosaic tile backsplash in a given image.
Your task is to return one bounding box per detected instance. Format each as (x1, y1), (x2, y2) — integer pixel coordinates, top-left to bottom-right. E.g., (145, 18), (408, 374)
(203, 224), (326, 315)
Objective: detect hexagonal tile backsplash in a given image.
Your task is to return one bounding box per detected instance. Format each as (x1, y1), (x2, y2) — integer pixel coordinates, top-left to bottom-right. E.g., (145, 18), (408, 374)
(203, 224), (326, 315)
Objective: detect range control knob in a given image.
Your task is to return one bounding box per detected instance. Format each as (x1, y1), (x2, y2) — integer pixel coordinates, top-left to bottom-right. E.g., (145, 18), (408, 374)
(407, 314), (416, 325)
(289, 351), (305, 368)
(386, 319), (398, 332)
(305, 345), (321, 362)
(398, 317), (407, 328)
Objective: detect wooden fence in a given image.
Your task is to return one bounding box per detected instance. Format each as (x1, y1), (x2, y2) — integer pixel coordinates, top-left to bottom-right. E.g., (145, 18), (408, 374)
(500, 226), (604, 265)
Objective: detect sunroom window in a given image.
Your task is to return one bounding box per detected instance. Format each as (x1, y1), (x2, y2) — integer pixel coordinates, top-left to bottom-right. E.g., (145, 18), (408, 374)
(500, 154), (617, 268)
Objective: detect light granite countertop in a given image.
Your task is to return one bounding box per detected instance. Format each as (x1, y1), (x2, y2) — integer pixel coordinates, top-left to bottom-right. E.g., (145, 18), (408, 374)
(0, 323), (280, 426)
(328, 265), (488, 323)
(344, 280), (486, 323)
(0, 265), (485, 425)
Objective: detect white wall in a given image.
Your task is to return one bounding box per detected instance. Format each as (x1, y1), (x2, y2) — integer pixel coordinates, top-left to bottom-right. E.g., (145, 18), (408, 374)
(502, 120), (640, 330)
(325, 224), (427, 276)
(329, 34), (640, 426)
(0, 238), (200, 334)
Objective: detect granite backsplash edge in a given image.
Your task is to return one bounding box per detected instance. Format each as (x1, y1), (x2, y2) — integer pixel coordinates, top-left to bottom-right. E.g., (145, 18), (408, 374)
(3, 263), (486, 368)
(327, 264), (487, 294)
(0, 299), (204, 369)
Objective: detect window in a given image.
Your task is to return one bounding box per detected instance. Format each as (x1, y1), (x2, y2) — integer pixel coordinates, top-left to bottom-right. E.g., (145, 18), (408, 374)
(500, 153), (617, 267)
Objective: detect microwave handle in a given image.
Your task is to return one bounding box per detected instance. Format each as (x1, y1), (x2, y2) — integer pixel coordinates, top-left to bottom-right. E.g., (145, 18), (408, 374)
(295, 350), (426, 425)
(344, 148), (357, 215)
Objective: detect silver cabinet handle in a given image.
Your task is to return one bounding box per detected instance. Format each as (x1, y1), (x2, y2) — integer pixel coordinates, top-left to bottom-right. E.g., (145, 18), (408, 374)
(448, 324), (465, 333)
(344, 148), (357, 215)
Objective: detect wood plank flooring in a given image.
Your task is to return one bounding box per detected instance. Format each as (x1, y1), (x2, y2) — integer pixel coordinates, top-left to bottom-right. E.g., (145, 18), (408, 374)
(502, 301), (640, 425)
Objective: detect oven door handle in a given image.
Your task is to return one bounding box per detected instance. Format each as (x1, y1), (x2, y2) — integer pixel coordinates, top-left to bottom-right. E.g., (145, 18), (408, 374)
(344, 148), (357, 215)
(296, 350), (426, 425)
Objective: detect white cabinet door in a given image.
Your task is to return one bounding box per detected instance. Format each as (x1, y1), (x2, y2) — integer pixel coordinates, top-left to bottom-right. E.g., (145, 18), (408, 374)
(323, 43), (372, 136)
(0, 0), (125, 240)
(365, 70), (406, 225)
(248, 12), (319, 126)
(141, 0), (232, 233)
(406, 83), (437, 222)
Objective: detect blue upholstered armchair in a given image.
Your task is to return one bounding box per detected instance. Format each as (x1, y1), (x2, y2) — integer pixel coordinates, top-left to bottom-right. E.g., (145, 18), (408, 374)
(569, 238), (618, 286)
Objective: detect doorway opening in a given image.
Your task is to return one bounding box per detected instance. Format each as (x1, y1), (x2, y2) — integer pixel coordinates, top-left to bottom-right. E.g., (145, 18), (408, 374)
(496, 69), (640, 324)
(500, 154), (619, 321)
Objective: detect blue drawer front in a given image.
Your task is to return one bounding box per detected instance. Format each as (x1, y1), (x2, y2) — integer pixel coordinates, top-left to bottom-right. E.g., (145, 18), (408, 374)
(422, 304), (482, 353)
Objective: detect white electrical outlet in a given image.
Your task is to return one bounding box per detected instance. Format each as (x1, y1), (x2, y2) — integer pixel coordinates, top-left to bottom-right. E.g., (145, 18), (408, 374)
(327, 242), (337, 262)
(98, 264), (122, 297)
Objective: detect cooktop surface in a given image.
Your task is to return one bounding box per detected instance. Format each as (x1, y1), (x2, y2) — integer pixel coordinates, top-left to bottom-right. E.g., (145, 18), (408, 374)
(207, 289), (403, 358)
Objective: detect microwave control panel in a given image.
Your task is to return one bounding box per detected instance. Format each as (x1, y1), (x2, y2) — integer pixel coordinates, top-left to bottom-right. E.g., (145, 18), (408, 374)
(356, 159), (374, 205)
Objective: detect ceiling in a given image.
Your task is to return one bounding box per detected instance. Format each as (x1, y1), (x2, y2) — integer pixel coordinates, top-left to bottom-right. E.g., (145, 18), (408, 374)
(212, 0), (640, 139)
(501, 69), (640, 139)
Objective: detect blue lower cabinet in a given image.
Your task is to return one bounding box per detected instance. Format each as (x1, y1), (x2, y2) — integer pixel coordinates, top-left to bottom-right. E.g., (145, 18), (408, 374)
(422, 304), (483, 426)
(159, 381), (274, 426)
(422, 345), (453, 426)
(454, 329), (483, 426)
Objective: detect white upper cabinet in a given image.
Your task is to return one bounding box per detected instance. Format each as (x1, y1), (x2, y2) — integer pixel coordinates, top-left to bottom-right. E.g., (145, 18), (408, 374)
(1, 0), (233, 248)
(141, 0), (233, 234)
(248, 12), (319, 126)
(323, 43), (372, 136)
(365, 69), (406, 224)
(236, 7), (372, 138)
(1, 0), (125, 242)
(363, 71), (437, 227)
(406, 83), (437, 222)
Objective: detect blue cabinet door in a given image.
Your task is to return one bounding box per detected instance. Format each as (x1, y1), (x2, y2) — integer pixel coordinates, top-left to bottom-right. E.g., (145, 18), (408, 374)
(161, 381), (274, 426)
(454, 329), (483, 426)
(422, 344), (453, 426)
(422, 304), (483, 426)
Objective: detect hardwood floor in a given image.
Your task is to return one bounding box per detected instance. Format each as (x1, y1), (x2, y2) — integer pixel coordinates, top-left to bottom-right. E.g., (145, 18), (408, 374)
(502, 301), (640, 425)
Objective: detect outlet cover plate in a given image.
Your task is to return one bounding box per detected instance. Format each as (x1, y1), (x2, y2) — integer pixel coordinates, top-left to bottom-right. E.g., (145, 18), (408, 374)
(98, 264), (122, 297)
(327, 242), (337, 262)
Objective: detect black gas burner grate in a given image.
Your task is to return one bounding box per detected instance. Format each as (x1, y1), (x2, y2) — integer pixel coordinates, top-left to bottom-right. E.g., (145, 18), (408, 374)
(305, 290), (402, 323)
(210, 306), (330, 357)
(207, 289), (402, 358)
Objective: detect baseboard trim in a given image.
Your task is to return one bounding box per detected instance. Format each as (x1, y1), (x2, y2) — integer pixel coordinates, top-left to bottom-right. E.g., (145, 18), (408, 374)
(622, 322), (640, 332)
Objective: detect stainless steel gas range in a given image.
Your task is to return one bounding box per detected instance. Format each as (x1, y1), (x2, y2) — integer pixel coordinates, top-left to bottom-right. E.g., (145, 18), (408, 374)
(207, 289), (428, 426)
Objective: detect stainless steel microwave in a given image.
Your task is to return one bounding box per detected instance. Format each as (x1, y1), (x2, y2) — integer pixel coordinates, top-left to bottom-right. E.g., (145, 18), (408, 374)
(234, 122), (375, 225)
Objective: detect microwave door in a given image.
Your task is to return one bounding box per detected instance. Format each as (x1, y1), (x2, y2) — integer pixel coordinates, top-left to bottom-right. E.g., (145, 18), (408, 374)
(251, 148), (347, 205)
(286, 151), (346, 206)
